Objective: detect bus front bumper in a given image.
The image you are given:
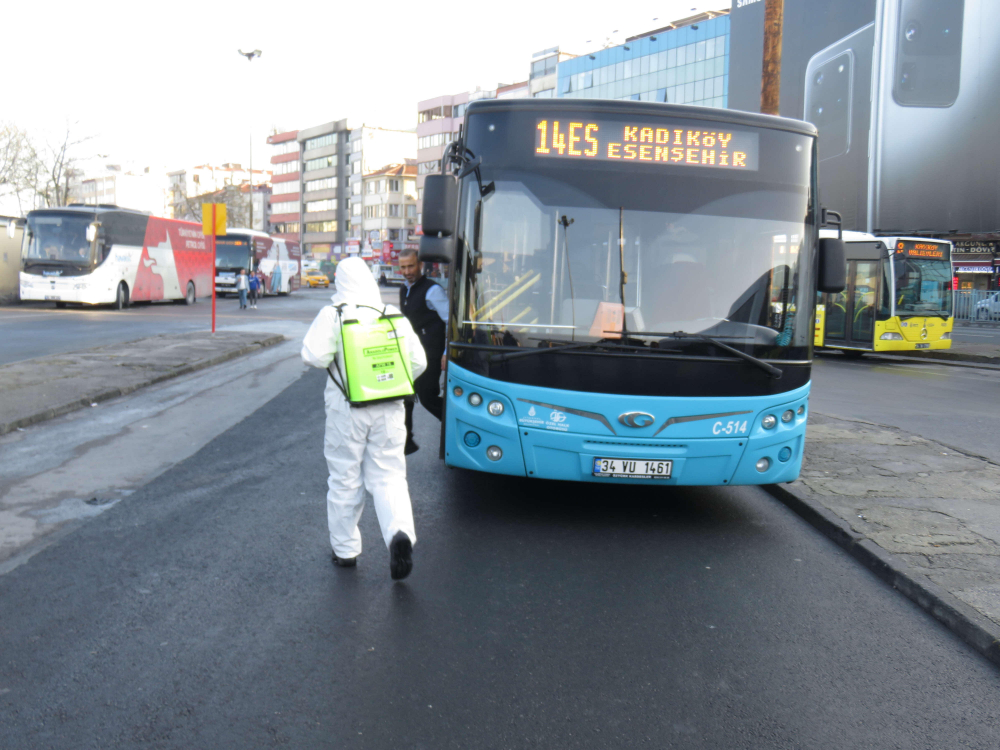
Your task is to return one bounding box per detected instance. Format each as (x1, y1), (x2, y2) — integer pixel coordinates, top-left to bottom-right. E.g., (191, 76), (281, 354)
(443, 365), (808, 486)
(19, 274), (112, 305)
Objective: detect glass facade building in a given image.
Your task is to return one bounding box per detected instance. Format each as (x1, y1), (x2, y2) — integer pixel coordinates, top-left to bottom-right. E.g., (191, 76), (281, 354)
(556, 14), (729, 108)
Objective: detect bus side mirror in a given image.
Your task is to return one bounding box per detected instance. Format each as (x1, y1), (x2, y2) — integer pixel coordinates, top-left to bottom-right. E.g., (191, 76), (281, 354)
(419, 174), (459, 264)
(817, 237), (846, 293)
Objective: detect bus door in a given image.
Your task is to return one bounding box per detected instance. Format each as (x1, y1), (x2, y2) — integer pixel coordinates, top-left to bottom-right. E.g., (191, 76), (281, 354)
(823, 243), (884, 349)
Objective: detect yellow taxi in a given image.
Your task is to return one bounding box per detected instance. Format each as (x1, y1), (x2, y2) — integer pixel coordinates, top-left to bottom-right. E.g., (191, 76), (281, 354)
(302, 269), (330, 288)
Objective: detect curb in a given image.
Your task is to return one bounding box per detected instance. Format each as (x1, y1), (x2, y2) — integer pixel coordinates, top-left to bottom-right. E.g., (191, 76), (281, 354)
(766, 482), (1000, 669)
(0, 334), (286, 436)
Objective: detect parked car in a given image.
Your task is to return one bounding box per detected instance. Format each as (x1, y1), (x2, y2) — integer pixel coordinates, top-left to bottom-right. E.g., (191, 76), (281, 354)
(302, 269), (330, 288)
(975, 292), (1000, 321)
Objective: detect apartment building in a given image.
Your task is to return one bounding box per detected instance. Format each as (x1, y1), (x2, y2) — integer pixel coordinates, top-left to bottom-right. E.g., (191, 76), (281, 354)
(415, 93), (469, 231)
(358, 163), (419, 261)
(167, 163), (270, 223)
(347, 126), (416, 247)
(267, 130), (300, 243)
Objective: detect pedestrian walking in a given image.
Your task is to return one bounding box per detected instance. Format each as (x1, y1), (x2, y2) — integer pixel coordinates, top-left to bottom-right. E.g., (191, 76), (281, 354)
(398, 249), (447, 455)
(236, 268), (249, 309)
(248, 270), (259, 309)
(301, 256), (427, 579)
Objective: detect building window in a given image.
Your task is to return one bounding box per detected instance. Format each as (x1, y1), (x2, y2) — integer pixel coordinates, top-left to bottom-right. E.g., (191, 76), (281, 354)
(417, 187), (423, 201)
(365, 204), (386, 218)
(273, 160), (298, 175)
(352, 161), (360, 174)
(270, 199), (300, 215)
(417, 133), (450, 150)
(271, 221), (299, 234)
(351, 139), (362, 153)
(406, 204), (417, 218)
(351, 182), (362, 196)
(404, 180), (417, 199)
(530, 55), (558, 79)
(388, 179), (401, 192)
(304, 156), (336, 172)
(270, 140), (299, 155)
(388, 204), (401, 217)
(304, 176), (337, 193)
(418, 105), (453, 124)
(351, 203), (362, 216)
(418, 160), (441, 175)
(303, 133), (337, 152)
(305, 199), (337, 213)
(454, 103), (467, 118)
(305, 220), (338, 233)
(272, 180), (300, 195)
(533, 88), (555, 98)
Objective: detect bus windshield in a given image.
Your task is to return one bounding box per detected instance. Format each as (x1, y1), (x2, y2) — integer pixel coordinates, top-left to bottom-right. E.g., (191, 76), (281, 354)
(458, 109), (815, 358)
(21, 214), (95, 267)
(894, 257), (953, 317)
(216, 238), (252, 269)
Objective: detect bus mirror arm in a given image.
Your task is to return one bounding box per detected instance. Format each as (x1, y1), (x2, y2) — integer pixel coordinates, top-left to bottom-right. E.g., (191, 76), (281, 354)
(818, 237), (846, 293)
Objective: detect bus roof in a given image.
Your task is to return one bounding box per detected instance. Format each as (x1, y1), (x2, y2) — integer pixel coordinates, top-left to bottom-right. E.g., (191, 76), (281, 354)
(464, 98), (819, 138)
(28, 205), (150, 218)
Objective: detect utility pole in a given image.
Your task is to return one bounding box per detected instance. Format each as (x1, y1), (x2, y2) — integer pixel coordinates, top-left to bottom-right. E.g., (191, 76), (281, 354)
(760, 0), (784, 116)
(238, 49), (262, 228)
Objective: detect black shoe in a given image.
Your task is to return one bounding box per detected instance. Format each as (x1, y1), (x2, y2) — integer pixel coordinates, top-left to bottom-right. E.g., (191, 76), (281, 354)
(389, 531), (413, 580)
(332, 551), (357, 568)
(404, 440), (419, 456)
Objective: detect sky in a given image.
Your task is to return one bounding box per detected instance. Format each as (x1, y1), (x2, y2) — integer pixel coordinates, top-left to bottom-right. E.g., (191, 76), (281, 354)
(2, 0), (728, 174)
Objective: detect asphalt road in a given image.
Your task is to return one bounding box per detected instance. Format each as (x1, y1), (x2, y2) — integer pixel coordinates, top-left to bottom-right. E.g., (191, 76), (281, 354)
(952, 324), (1000, 345)
(0, 287), (344, 366)
(2, 369), (999, 749)
(811, 354), (1000, 463)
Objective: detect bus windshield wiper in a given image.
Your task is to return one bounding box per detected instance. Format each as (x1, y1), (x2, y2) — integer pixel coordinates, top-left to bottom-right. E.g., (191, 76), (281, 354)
(488, 340), (601, 363)
(632, 330), (783, 379)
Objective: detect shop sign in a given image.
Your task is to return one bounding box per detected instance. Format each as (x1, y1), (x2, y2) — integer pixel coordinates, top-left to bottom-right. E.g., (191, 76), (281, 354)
(346, 239), (360, 254)
(953, 265), (994, 274)
(954, 241), (998, 254)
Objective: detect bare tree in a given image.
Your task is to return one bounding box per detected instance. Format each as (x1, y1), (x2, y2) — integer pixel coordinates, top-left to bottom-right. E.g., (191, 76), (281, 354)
(175, 184), (250, 230)
(0, 122), (91, 213)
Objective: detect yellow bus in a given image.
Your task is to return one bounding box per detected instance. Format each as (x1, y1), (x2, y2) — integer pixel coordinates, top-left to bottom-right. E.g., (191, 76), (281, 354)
(815, 231), (953, 356)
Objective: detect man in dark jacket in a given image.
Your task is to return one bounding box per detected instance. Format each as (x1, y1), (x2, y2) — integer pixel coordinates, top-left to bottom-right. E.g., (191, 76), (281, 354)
(398, 249), (447, 455)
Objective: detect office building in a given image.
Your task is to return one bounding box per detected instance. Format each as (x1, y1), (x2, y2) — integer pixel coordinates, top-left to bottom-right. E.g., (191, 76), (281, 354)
(267, 130), (300, 243)
(347, 126), (416, 248)
(358, 163), (419, 261)
(529, 47), (576, 99)
(557, 11), (730, 107)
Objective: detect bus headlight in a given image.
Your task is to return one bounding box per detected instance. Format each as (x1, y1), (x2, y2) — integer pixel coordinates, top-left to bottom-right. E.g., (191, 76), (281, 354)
(755, 457), (771, 472)
(781, 410), (795, 423)
(940, 332), (951, 340)
(487, 400), (504, 416)
(761, 414), (777, 429)
(453, 386), (464, 397)
(468, 393), (482, 406)
(879, 332), (904, 340)
(486, 446), (503, 461)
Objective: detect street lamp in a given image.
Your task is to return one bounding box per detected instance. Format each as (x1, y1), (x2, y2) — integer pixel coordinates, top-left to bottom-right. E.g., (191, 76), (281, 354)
(237, 49), (262, 229)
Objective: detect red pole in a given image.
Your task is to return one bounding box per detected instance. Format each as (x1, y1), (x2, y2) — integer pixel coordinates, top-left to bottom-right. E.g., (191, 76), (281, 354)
(211, 204), (217, 333)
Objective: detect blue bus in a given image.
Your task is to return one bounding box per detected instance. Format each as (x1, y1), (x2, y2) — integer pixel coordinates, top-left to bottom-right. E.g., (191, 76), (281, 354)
(420, 99), (844, 485)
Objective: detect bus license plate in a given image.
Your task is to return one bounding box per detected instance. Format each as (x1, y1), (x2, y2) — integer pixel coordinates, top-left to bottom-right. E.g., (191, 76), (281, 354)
(44, 295), (61, 301)
(593, 458), (672, 479)
(915, 343), (930, 349)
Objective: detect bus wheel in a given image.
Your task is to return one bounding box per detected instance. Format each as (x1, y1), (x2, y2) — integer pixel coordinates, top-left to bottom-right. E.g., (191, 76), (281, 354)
(185, 281), (196, 305)
(55, 301), (67, 309)
(114, 282), (129, 311)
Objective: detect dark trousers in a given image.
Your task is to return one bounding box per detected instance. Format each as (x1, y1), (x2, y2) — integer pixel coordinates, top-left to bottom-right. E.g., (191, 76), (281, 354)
(404, 350), (442, 443)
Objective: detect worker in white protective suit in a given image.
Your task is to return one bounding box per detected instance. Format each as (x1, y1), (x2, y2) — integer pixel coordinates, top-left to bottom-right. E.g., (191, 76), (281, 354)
(301, 256), (427, 579)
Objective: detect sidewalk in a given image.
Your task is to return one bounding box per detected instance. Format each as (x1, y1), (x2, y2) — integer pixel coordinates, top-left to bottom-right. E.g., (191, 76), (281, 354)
(907, 338), (1000, 366)
(0, 331), (285, 435)
(769, 412), (1000, 668)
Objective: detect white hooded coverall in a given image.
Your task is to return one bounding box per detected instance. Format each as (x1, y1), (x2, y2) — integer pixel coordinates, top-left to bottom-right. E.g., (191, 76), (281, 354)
(301, 257), (427, 559)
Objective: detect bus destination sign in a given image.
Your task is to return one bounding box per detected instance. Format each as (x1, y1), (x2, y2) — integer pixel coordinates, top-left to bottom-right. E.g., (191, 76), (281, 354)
(535, 118), (759, 171)
(895, 241), (947, 259)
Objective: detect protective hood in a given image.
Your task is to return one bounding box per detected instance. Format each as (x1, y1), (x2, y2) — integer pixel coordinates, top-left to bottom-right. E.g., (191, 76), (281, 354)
(331, 257), (382, 309)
